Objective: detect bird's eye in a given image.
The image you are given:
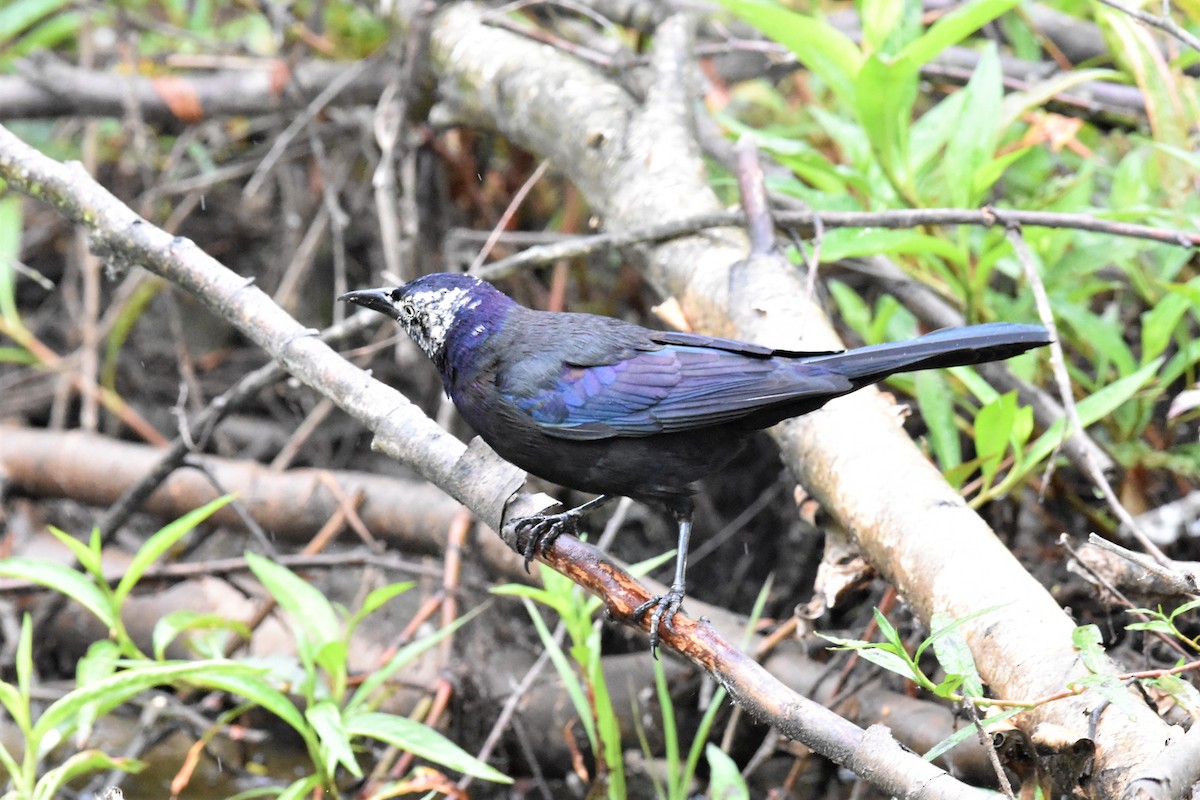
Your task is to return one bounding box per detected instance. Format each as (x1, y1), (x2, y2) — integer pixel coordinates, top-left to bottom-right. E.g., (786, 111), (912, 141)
(399, 301), (417, 319)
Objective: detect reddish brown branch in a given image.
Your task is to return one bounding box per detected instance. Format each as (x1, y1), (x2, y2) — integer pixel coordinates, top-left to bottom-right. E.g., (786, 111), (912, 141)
(514, 527), (982, 798)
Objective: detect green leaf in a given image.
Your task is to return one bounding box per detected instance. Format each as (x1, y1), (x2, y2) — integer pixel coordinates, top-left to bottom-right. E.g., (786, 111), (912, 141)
(0, 738), (24, 796)
(1012, 358), (1162, 486)
(75, 640), (122, 742)
(1141, 290), (1189, 364)
(768, 151), (853, 196)
(1160, 338), (1200, 390)
(946, 364), (1002, 405)
(924, 707), (1023, 761)
(1073, 625), (1107, 674)
(0, 559), (115, 630)
(973, 391), (1019, 488)
(2, 614), (35, 734)
(827, 280), (874, 341)
(855, 53), (918, 189)
(32, 750), (141, 800)
(32, 660), (259, 743)
(928, 612), (983, 699)
(897, 0), (1022, 68)
(116, 495), (236, 605)
(859, 0), (900, 54)
(345, 711), (511, 783)
(1098, 6), (1191, 155)
(276, 774), (323, 800)
(910, 84), (969, 179)
(819, 228), (962, 262)
(1150, 141), (1200, 174)
(0, 682), (25, 737)
(314, 640), (348, 701)
(517, 597), (596, 749)
(346, 581), (414, 636)
(1169, 599), (1200, 620)
(974, 359), (1161, 506)
(713, 0), (862, 107)
(1056, 304), (1136, 380)
(943, 43), (1002, 207)
(916, 371), (961, 471)
(873, 607), (903, 649)
(47, 526), (103, 576)
(973, 146), (1032, 201)
(998, 68), (1120, 132)
(16, 612), (32, 707)
(656, 652), (689, 796)
(683, 686), (731, 800)
(1144, 673), (1200, 716)
(706, 743), (750, 800)
(245, 551), (340, 662)
(844, 643), (917, 679)
(199, 671), (316, 751)
(0, 0), (71, 43)
(0, 346), (38, 364)
(349, 604), (483, 710)
(153, 611), (252, 660)
(4, 10), (80, 60)
(819, 633), (918, 681)
(589, 645), (626, 797)
(1071, 673), (1144, 719)
(0, 195), (23, 324)
(1124, 619), (1175, 635)
(306, 699), (360, 778)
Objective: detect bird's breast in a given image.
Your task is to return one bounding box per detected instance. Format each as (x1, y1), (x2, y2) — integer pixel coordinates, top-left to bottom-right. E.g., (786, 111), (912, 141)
(450, 376), (746, 502)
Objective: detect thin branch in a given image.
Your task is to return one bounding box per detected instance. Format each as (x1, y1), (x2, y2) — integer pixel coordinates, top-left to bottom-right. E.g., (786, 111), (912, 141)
(469, 159), (551, 273)
(242, 58), (371, 198)
(1096, 0), (1200, 54)
(473, 206), (1199, 278)
(1004, 226), (1170, 565)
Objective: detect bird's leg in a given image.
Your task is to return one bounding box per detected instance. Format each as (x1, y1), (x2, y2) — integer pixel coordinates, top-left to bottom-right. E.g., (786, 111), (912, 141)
(510, 494), (614, 571)
(633, 505), (693, 655)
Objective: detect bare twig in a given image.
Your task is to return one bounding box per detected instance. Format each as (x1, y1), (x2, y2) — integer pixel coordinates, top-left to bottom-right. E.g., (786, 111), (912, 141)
(1096, 0), (1200, 54)
(1004, 226), (1169, 564)
(242, 58), (371, 198)
(735, 135), (774, 256)
(1084, 533), (1200, 595)
(469, 159), (551, 273)
(474, 206), (1199, 279)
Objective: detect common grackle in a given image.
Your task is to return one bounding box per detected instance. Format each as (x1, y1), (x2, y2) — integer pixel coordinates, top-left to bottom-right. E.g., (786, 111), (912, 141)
(342, 273), (1050, 650)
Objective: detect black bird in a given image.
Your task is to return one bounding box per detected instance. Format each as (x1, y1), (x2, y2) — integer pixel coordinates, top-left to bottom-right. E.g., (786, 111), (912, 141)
(342, 273), (1049, 649)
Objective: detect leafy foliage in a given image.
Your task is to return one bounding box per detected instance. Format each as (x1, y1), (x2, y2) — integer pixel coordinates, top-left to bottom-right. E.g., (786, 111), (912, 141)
(0, 501), (507, 798)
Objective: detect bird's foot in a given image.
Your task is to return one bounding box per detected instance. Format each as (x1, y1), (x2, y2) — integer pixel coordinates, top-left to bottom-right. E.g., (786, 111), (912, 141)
(510, 509), (584, 572)
(634, 588), (685, 656)
(508, 495), (613, 572)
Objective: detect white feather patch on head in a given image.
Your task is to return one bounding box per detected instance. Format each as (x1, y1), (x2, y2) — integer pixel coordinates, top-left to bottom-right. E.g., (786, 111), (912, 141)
(395, 285), (480, 361)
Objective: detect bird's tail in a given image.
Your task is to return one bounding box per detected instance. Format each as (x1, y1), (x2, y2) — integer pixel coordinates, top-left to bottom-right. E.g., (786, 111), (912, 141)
(806, 323), (1050, 386)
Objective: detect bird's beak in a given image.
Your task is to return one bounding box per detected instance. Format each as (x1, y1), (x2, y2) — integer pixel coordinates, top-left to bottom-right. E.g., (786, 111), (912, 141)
(339, 288), (397, 319)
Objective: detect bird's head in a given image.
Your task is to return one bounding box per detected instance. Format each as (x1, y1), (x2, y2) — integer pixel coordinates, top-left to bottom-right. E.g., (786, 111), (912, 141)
(340, 273), (502, 365)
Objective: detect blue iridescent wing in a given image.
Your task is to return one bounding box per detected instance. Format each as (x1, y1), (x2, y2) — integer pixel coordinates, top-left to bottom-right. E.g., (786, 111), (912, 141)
(502, 339), (850, 441)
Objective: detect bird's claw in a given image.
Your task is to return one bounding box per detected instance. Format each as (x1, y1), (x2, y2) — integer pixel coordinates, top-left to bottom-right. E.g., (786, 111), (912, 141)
(510, 510), (583, 572)
(634, 589), (685, 656)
